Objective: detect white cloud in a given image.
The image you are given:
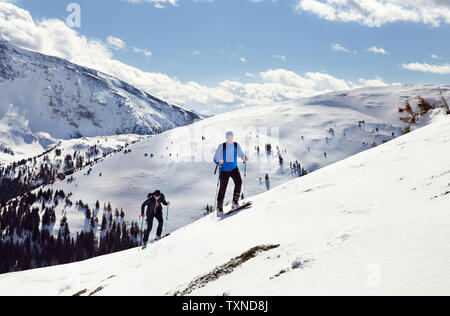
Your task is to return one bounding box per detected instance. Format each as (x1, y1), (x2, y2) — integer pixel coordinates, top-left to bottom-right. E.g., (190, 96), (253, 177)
(358, 76), (389, 87)
(123, 0), (178, 9)
(0, 3), (112, 65)
(240, 57), (247, 63)
(107, 36), (126, 50)
(296, 0), (450, 27)
(133, 47), (152, 57)
(123, 0), (219, 8)
(402, 62), (450, 74)
(332, 43), (350, 53)
(0, 2), (394, 113)
(367, 46), (389, 55)
(272, 55), (287, 62)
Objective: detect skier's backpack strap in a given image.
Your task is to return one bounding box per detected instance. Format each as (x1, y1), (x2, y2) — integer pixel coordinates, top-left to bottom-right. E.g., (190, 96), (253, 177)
(222, 142), (238, 151)
(222, 143), (226, 162)
(222, 142), (239, 163)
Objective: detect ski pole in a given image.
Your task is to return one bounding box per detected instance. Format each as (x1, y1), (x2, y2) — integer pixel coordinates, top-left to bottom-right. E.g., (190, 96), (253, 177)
(139, 216), (144, 250)
(164, 205), (169, 236)
(243, 162), (247, 203)
(213, 165), (222, 218)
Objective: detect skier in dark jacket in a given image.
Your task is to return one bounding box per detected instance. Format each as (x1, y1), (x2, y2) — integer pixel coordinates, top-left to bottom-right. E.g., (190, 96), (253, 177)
(213, 131), (248, 215)
(141, 190), (170, 247)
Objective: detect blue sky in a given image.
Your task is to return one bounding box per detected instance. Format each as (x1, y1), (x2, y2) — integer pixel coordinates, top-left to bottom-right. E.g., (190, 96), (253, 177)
(1, 0), (450, 114)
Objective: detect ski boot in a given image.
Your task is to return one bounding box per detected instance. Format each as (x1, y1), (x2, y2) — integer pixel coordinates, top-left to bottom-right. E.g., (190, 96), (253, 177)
(217, 205), (224, 217)
(231, 201), (240, 211)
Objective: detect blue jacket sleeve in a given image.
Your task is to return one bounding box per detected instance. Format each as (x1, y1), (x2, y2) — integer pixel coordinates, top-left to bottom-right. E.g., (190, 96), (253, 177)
(213, 144), (223, 165)
(237, 143), (246, 160)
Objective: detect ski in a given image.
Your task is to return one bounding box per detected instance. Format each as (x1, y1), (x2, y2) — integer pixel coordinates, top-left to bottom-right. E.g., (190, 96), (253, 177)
(220, 201), (253, 218)
(142, 233), (171, 249)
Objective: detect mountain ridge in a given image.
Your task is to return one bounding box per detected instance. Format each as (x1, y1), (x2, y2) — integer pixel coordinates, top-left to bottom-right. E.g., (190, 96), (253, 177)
(0, 40), (201, 140)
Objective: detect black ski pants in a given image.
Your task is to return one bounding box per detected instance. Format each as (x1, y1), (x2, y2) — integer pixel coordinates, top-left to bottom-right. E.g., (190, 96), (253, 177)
(217, 167), (242, 207)
(144, 211), (164, 242)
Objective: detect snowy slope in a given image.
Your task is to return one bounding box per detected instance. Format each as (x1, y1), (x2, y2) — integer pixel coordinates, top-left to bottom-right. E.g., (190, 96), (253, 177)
(0, 115), (448, 296)
(0, 104), (57, 164)
(34, 84), (449, 240)
(0, 39), (201, 158)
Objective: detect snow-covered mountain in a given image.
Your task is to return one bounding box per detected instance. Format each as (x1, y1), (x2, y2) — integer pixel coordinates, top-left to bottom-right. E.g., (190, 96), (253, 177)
(1, 114), (448, 296)
(1, 53), (448, 277)
(0, 39), (201, 161)
(28, 83), (448, 239)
